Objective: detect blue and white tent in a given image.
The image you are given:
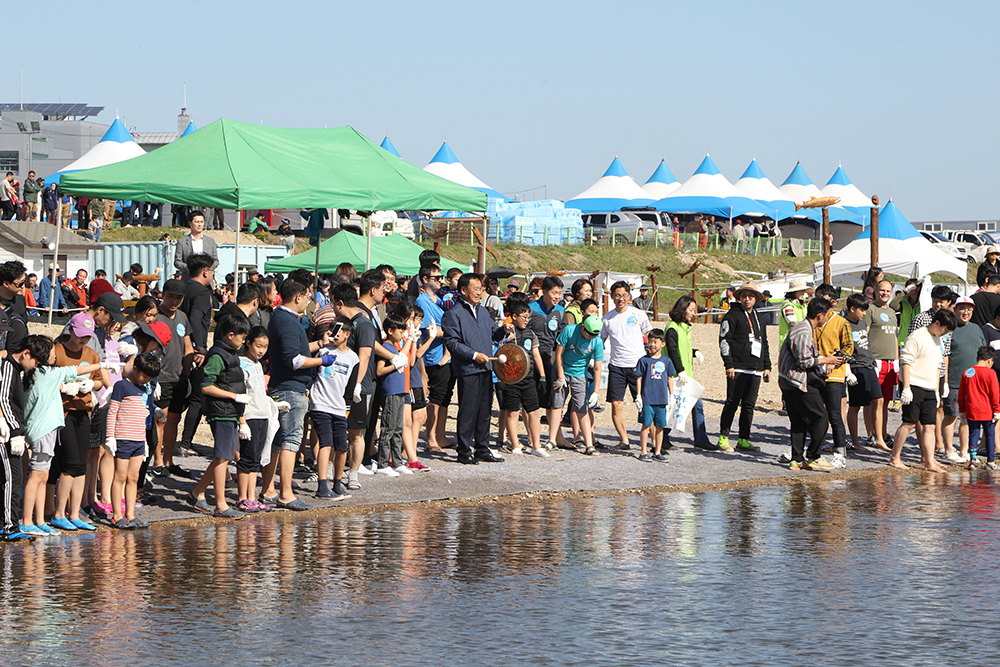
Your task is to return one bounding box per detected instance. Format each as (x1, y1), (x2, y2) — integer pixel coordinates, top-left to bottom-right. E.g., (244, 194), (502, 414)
(180, 122), (198, 138)
(424, 142), (508, 202)
(641, 160), (680, 199)
(777, 162), (864, 227)
(379, 136), (401, 158)
(566, 157), (653, 213)
(657, 155), (776, 219)
(778, 162), (822, 203)
(817, 200), (967, 286)
(49, 117), (146, 184)
(733, 159), (794, 218)
(820, 165), (873, 216)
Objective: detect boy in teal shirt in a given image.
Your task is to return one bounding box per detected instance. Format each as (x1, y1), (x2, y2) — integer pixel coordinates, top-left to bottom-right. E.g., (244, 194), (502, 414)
(554, 316), (604, 455)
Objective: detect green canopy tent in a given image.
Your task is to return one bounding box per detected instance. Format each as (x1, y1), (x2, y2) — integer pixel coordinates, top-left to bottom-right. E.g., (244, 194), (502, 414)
(58, 118), (485, 278)
(264, 231), (465, 275)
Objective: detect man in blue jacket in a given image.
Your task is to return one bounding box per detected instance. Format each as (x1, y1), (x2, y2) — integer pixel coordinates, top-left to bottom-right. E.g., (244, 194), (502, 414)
(442, 273), (512, 464)
(37, 265), (67, 313)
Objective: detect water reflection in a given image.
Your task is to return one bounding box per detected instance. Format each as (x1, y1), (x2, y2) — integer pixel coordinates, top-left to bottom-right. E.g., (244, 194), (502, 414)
(4, 472), (1000, 665)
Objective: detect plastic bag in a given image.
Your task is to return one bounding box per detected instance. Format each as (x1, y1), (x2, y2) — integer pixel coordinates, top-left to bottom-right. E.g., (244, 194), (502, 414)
(665, 374), (705, 433)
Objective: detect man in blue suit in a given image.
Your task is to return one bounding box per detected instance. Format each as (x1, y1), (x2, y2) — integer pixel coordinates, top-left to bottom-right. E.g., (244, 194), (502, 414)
(442, 273), (513, 464)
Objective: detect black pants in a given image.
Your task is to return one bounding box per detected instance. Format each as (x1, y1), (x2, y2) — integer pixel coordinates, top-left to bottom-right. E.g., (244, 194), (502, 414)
(363, 380), (383, 466)
(179, 367), (204, 449)
(822, 381), (847, 455)
(719, 372), (761, 440)
(0, 441), (22, 532)
(50, 410), (90, 481)
(782, 379), (829, 463)
(456, 372), (493, 457)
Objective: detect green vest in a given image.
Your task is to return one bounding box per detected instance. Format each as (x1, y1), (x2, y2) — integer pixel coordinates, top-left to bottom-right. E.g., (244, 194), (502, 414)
(898, 300), (919, 345)
(665, 320), (693, 377)
(779, 299), (807, 348)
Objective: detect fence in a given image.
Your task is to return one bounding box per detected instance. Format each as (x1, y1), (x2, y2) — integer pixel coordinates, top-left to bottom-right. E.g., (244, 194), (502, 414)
(417, 222), (821, 257)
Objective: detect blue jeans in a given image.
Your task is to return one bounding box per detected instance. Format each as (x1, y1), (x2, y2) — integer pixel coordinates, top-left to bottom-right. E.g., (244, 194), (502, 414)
(269, 389), (308, 452)
(970, 420), (996, 463)
(691, 397), (709, 445)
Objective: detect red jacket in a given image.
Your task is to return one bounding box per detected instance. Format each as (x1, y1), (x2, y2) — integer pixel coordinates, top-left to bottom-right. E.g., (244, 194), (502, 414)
(957, 365), (1000, 421)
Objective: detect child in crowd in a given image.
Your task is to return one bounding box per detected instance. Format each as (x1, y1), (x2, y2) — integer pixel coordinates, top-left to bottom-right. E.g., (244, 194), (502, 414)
(633, 329), (676, 462)
(553, 315), (604, 456)
(188, 314), (251, 518)
(375, 315), (409, 476)
(398, 302), (431, 470)
(22, 337), (112, 537)
(238, 326), (284, 512)
(106, 352), (161, 529)
(957, 346), (1000, 470)
(0, 334), (45, 541)
(309, 317), (358, 499)
(502, 300), (548, 457)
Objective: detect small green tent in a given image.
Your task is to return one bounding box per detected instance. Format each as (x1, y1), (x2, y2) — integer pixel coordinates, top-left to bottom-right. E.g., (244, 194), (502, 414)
(264, 232), (466, 275)
(59, 119), (487, 213)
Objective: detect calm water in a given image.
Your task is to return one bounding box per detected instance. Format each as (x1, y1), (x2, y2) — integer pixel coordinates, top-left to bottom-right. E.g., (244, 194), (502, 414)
(3, 471), (1000, 666)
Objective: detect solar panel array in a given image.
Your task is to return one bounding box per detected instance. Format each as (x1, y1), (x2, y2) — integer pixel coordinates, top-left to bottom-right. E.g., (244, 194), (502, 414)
(0, 103), (103, 117)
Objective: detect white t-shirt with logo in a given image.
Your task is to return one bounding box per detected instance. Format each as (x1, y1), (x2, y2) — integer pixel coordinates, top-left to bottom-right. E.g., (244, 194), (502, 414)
(308, 346), (359, 417)
(601, 306), (652, 368)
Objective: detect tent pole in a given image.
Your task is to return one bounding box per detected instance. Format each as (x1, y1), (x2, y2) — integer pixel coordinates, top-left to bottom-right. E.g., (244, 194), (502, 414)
(822, 206), (831, 284)
(869, 195), (880, 268)
(313, 220), (321, 289)
(365, 215), (371, 270)
(234, 209), (240, 284)
(47, 216), (62, 326)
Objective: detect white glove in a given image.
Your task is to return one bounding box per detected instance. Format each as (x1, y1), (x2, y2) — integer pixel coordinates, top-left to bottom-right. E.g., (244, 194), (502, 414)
(77, 378), (95, 394)
(994, 412), (1000, 423)
(694, 350), (705, 364)
(153, 383), (161, 401)
(935, 391), (940, 408)
(588, 358), (595, 369)
(587, 392), (599, 409)
(635, 396), (643, 412)
(100, 361), (125, 373)
(353, 385), (362, 403)
(239, 422), (252, 440)
(9, 435), (24, 456)
(678, 370), (691, 381)
(426, 322), (437, 339)
(105, 437), (117, 456)
(391, 353), (407, 372)
(233, 393), (252, 404)
(143, 442), (149, 459)
(274, 400), (291, 412)
(552, 376), (567, 391)
(900, 387), (913, 405)
(154, 407), (167, 423)
(846, 367), (858, 386)
(60, 382), (82, 396)
(117, 341), (139, 358)
(942, 383), (950, 399)
(0, 417), (8, 443)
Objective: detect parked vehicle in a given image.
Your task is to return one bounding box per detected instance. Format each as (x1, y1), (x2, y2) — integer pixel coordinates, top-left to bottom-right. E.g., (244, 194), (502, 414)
(920, 230), (973, 263)
(944, 230), (993, 263)
(581, 211), (669, 246)
(621, 206), (676, 233)
(338, 210), (415, 238)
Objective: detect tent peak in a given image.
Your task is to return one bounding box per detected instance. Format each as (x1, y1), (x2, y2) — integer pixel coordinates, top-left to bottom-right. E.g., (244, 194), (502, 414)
(693, 155), (721, 177)
(429, 141), (459, 165)
(603, 157), (629, 178)
(379, 136), (401, 158)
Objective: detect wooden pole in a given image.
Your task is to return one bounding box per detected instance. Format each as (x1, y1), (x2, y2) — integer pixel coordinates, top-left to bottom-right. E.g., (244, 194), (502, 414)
(869, 194), (880, 269)
(650, 271), (658, 321)
(478, 216), (487, 272)
(822, 206), (831, 284)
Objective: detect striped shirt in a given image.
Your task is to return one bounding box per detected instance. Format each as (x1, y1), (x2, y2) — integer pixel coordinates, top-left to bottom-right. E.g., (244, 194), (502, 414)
(106, 378), (151, 441)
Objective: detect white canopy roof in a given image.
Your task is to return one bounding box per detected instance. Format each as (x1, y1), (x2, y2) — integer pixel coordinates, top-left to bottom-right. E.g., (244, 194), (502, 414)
(663, 154), (745, 199)
(778, 162), (822, 203)
(733, 159), (792, 202)
(819, 165), (872, 208)
(424, 141), (507, 200)
(565, 157), (653, 212)
(641, 160), (680, 199)
(53, 118), (145, 182)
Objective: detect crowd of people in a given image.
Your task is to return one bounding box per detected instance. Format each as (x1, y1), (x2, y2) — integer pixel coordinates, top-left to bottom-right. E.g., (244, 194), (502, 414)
(0, 207), (997, 541)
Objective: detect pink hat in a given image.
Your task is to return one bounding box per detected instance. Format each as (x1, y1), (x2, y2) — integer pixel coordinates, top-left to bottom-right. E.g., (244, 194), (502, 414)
(956, 296), (975, 306)
(68, 312), (96, 338)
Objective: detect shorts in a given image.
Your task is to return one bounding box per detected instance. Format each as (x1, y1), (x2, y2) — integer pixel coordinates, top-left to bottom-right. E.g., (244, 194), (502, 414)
(270, 390), (309, 452)
(409, 386), (428, 411)
(876, 359), (898, 402)
(568, 375), (589, 415)
(426, 362), (456, 406)
(607, 365), (638, 403)
(29, 430), (58, 472)
(502, 374), (540, 413)
(310, 411), (348, 453)
(942, 386), (960, 417)
(89, 404), (108, 450)
(156, 377), (190, 413)
(115, 439), (145, 459)
(537, 354), (555, 410)
(640, 403), (668, 428)
(347, 394), (373, 431)
(902, 386), (937, 425)
(494, 382), (505, 410)
(238, 418), (269, 474)
(209, 420), (239, 461)
(847, 366), (881, 407)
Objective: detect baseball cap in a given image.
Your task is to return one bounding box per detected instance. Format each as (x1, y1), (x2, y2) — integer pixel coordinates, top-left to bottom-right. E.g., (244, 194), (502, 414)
(162, 279), (186, 296)
(69, 312), (96, 338)
(95, 292), (127, 324)
(583, 315), (602, 335)
(141, 321), (172, 349)
(956, 296), (975, 306)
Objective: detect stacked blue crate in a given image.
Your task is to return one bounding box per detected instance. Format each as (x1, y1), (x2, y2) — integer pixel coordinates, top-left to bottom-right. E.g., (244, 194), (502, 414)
(490, 200), (584, 246)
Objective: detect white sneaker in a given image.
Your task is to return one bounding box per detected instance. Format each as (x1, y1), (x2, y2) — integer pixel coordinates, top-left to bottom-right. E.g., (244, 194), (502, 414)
(530, 448), (551, 458)
(393, 465), (413, 475)
(945, 451), (965, 464)
(358, 462), (376, 476)
(376, 467), (399, 477)
(509, 448), (524, 455)
(831, 453), (847, 469)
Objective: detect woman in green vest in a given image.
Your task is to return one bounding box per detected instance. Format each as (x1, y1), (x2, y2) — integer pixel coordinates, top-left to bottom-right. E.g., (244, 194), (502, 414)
(564, 278), (593, 325)
(665, 295), (712, 449)
(890, 278), (921, 346)
(779, 278), (812, 348)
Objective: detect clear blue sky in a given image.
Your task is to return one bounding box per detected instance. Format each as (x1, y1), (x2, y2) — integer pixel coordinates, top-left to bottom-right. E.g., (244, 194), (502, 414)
(15, 0), (998, 220)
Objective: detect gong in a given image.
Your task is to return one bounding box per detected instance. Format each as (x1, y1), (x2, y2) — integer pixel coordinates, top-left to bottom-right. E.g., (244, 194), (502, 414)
(494, 343), (529, 384)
